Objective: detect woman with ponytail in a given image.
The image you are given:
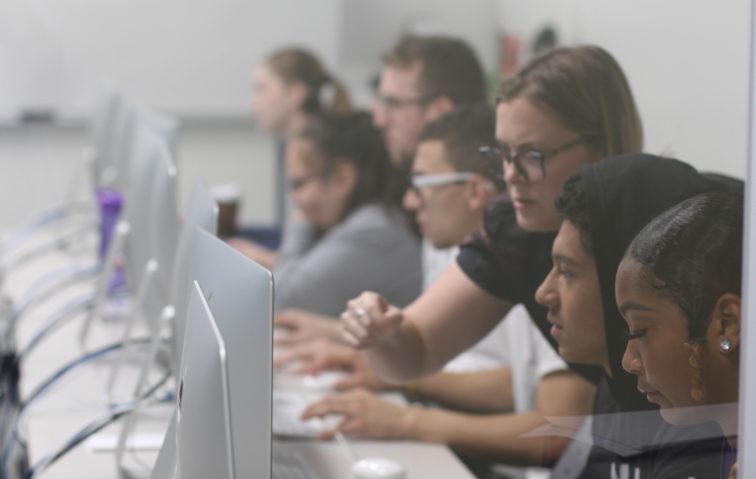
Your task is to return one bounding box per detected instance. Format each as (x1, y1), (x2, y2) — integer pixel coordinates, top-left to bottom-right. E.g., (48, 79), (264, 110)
(252, 48), (351, 137)
(230, 47), (352, 267)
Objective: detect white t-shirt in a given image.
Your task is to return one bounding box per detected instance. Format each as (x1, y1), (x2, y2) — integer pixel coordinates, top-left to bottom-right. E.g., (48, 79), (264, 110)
(421, 238), (459, 290)
(422, 239), (567, 479)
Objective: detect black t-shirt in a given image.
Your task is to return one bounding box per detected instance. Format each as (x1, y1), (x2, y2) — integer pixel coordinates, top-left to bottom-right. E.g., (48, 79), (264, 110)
(456, 196), (601, 383)
(577, 379), (724, 479)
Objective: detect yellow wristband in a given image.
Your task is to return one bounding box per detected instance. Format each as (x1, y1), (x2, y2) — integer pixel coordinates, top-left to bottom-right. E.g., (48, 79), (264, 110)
(403, 382), (418, 401)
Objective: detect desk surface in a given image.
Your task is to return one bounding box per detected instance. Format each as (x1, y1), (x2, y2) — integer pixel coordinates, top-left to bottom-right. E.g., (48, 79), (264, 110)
(11, 249), (476, 479)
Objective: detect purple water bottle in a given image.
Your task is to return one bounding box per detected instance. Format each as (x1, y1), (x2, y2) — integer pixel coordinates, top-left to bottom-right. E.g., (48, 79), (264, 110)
(96, 188), (124, 260)
(97, 188), (128, 293)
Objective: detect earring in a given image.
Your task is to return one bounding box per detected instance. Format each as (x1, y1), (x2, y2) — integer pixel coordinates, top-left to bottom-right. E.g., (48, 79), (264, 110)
(684, 341), (704, 402)
(720, 338), (733, 352)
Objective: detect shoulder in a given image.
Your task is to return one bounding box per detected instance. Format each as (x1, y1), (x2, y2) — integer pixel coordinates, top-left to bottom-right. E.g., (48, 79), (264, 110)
(337, 203), (415, 236)
(457, 195), (554, 296)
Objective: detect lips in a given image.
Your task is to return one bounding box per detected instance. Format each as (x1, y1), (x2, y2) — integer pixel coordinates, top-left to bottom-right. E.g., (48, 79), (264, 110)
(512, 196), (535, 210)
(638, 386), (663, 404)
(550, 325), (564, 340)
(547, 313), (564, 338)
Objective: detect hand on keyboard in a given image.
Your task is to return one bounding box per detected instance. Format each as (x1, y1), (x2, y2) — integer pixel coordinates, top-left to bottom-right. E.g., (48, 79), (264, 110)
(273, 390), (343, 438)
(300, 388), (411, 440)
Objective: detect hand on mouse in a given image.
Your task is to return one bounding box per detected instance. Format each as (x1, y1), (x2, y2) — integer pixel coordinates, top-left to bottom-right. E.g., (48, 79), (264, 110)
(340, 292), (403, 349)
(301, 389), (415, 440)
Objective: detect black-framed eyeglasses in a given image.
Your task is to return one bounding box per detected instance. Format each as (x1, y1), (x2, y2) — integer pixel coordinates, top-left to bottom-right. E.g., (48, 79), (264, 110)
(374, 93), (435, 111)
(479, 135), (592, 183)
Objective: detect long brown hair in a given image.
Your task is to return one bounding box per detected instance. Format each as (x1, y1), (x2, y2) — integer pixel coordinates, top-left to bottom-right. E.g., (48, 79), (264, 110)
(267, 48), (351, 115)
(498, 45), (643, 157)
(297, 111), (400, 220)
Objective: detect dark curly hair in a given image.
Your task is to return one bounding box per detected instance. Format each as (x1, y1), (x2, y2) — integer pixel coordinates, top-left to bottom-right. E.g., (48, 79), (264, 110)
(555, 174), (593, 254)
(296, 111), (399, 219)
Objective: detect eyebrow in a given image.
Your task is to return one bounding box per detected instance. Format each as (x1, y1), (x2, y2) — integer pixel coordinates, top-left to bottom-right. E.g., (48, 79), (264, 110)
(618, 300), (656, 316)
(552, 253), (580, 268)
(493, 139), (542, 150)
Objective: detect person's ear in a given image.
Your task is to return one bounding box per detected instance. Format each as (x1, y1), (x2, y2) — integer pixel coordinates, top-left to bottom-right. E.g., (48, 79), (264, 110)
(465, 175), (494, 211)
(710, 293), (741, 355)
(423, 95), (455, 122)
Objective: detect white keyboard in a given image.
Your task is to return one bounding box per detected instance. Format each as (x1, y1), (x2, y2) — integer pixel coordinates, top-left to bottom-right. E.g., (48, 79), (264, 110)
(274, 370), (350, 392)
(273, 390), (342, 438)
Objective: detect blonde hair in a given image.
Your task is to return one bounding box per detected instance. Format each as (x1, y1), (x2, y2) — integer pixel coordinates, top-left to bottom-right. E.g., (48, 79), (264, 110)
(497, 45), (643, 157)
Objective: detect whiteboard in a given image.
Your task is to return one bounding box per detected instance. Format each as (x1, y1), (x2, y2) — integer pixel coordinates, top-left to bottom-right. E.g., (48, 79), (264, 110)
(0, 0), (342, 121)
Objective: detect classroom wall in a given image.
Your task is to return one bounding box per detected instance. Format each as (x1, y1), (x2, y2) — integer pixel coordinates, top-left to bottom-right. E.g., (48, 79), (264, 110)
(0, 124), (277, 231)
(0, 0), (342, 120)
(0, 0), (502, 230)
(494, 0), (751, 178)
(0, 1), (750, 232)
(0, 0), (498, 121)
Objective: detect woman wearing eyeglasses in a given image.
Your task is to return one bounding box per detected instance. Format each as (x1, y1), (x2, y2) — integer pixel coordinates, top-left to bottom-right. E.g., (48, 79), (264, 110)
(339, 46), (643, 467)
(272, 111), (421, 318)
(229, 47), (351, 265)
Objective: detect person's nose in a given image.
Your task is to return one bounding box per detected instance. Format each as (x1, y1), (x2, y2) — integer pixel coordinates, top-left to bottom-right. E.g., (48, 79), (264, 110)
(403, 187), (422, 212)
(503, 159), (526, 187)
(622, 341), (643, 375)
(535, 268), (557, 308)
(372, 100), (388, 129)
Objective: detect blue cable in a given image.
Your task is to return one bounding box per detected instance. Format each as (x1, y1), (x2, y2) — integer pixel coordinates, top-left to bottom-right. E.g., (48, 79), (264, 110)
(23, 373), (172, 479)
(1, 339), (169, 479)
(0, 339), (132, 479)
(17, 294), (96, 361)
(3, 263), (101, 343)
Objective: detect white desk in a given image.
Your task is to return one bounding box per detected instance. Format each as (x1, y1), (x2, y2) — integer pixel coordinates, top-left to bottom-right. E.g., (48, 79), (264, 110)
(9, 248), (476, 479)
(274, 439), (476, 479)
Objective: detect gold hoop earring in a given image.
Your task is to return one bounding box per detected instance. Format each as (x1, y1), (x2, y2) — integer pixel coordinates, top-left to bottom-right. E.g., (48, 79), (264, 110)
(684, 341), (704, 402)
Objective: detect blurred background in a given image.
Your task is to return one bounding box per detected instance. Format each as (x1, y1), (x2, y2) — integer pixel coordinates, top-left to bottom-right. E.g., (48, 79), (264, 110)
(0, 0), (749, 229)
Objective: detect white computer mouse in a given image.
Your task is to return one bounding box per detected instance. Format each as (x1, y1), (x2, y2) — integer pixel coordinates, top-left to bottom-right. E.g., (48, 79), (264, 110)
(351, 457), (407, 479)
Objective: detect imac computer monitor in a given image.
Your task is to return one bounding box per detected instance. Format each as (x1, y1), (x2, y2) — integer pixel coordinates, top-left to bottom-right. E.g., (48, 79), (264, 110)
(150, 280), (234, 479)
(184, 227), (273, 477)
(169, 183), (218, 374)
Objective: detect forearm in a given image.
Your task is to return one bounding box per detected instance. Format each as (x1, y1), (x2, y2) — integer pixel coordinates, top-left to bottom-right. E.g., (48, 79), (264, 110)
(253, 249), (279, 269)
(414, 368), (514, 414)
(363, 265), (511, 383)
(403, 407), (568, 466)
(363, 321), (428, 384)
